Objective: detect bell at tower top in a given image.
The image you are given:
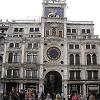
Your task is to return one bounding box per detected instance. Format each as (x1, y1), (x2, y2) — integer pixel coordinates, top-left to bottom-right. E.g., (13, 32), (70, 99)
(43, 0), (66, 3)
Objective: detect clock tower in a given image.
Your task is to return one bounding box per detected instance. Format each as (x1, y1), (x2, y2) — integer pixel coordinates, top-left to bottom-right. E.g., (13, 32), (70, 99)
(40, 0), (68, 97)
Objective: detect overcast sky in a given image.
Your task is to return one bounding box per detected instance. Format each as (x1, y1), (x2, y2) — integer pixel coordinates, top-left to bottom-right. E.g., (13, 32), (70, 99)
(0, 0), (99, 36)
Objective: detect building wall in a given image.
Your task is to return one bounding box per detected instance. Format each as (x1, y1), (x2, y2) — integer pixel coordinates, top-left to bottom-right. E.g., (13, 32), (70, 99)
(0, 0), (100, 99)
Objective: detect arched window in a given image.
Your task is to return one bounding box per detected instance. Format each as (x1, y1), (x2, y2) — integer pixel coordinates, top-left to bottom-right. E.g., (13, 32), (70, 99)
(75, 54), (80, 65)
(87, 54), (91, 65)
(92, 54), (97, 65)
(8, 52), (13, 63)
(0, 56), (3, 63)
(70, 54), (74, 65)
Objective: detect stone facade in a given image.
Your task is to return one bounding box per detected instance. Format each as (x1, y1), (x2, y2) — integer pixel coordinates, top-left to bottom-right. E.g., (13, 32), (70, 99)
(0, 0), (100, 99)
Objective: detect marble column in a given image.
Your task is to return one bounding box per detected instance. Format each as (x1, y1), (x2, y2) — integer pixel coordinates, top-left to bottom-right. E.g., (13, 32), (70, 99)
(21, 42), (25, 63)
(83, 84), (86, 97)
(19, 83), (23, 91)
(64, 82), (68, 100)
(97, 43), (100, 65)
(39, 79), (44, 93)
(81, 43), (85, 65)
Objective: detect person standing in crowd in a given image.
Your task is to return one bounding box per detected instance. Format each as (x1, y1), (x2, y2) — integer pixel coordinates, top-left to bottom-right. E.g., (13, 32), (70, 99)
(45, 93), (52, 100)
(71, 93), (79, 100)
(55, 94), (62, 100)
(25, 89), (37, 100)
(88, 92), (96, 100)
(19, 89), (25, 100)
(96, 93), (100, 100)
(9, 87), (19, 100)
(3, 92), (9, 100)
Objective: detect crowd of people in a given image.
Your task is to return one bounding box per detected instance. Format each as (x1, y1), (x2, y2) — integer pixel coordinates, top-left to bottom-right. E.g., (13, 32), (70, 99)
(0, 87), (64, 100)
(68, 92), (100, 100)
(1, 88), (100, 100)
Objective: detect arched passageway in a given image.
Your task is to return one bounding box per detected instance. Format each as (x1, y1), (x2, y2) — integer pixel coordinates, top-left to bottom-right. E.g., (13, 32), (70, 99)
(44, 71), (62, 94)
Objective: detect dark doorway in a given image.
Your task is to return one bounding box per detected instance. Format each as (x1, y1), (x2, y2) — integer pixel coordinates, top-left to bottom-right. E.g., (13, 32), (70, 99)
(44, 71), (62, 94)
(6, 82), (17, 94)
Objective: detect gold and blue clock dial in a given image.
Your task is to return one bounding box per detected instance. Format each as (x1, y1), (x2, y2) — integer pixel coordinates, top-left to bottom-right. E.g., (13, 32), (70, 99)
(47, 47), (61, 60)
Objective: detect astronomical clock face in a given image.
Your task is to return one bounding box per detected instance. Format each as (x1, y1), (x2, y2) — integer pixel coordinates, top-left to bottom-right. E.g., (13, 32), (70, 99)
(47, 47), (61, 60)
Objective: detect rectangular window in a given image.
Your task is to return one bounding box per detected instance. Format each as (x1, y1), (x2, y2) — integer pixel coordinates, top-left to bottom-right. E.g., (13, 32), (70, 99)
(86, 44), (90, 49)
(32, 70), (38, 79)
(19, 28), (24, 32)
(33, 43), (38, 49)
(82, 29), (85, 33)
(72, 29), (76, 33)
(87, 71), (92, 80)
(7, 69), (12, 78)
(9, 43), (14, 48)
(28, 43), (32, 48)
(69, 44), (74, 49)
(75, 44), (79, 49)
(35, 28), (39, 32)
(30, 28), (34, 32)
(27, 54), (32, 63)
(67, 29), (71, 33)
(15, 43), (19, 48)
(13, 69), (19, 78)
(13, 53), (20, 63)
(14, 28), (18, 32)
(87, 29), (90, 33)
(26, 70), (32, 78)
(92, 45), (96, 49)
(93, 71), (98, 79)
(76, 71), (80, 80)
(70, 71), (74, 80)
(59, 31), (63, 37)
(33, 55), (37, 64)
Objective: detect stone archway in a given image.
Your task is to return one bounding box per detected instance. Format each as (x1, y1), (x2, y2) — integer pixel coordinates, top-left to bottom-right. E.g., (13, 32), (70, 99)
(44, 71), (62, 94)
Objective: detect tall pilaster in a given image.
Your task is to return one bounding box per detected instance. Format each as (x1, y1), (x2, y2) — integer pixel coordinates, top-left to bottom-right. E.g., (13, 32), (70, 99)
(3, 42), (7, 63)
(83, 84), (86, 97)
(21, 42), (25, 63)
(2, 43), (7, 78)
(19, 83), (23, 91)
(64, 82), (68, 100)
(81, 43), (85, 65)
(39, 79), (44, 93)
(97, 43), (100, 65)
